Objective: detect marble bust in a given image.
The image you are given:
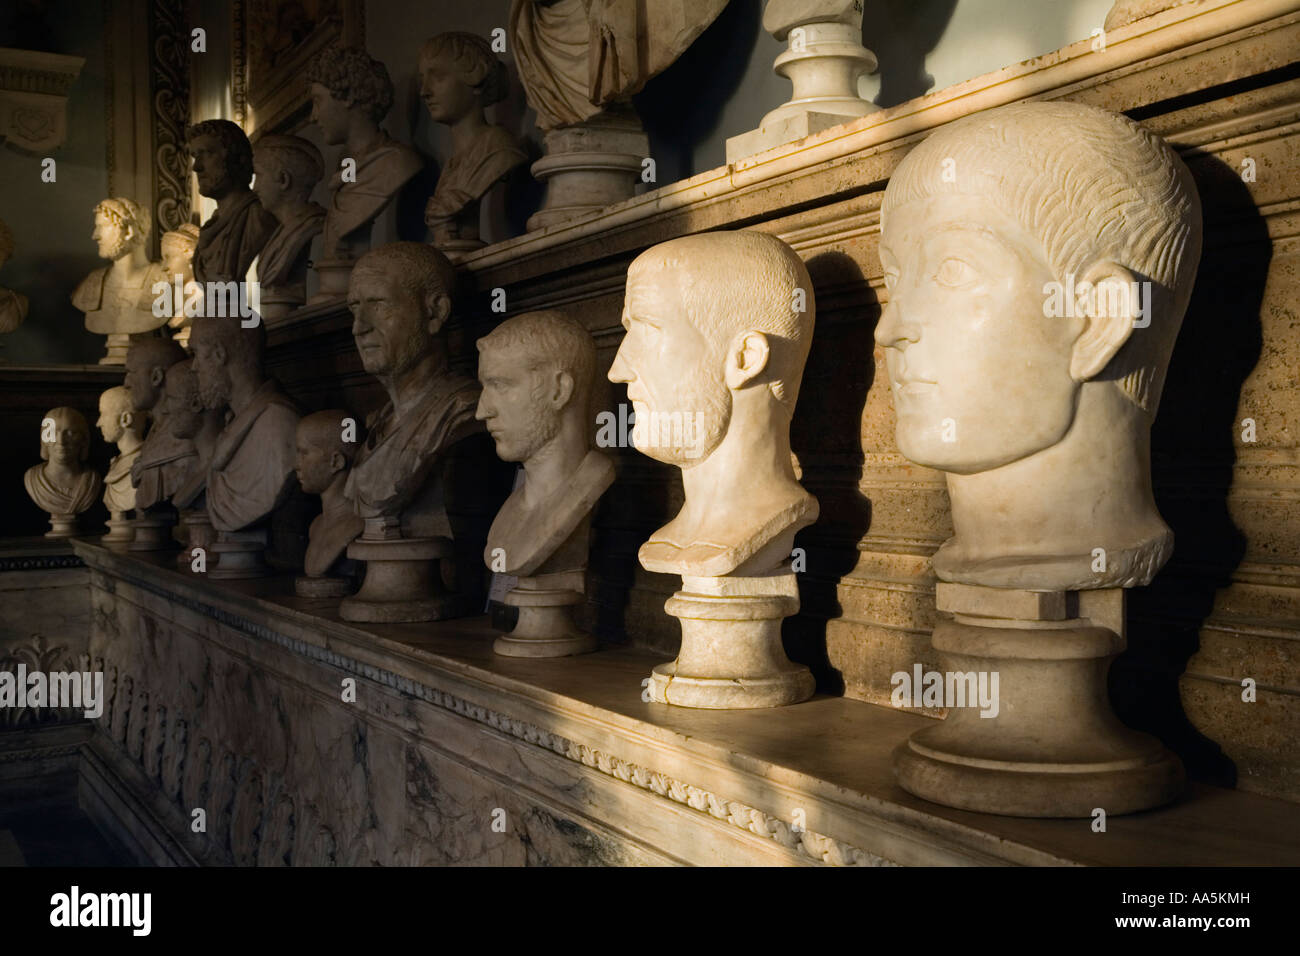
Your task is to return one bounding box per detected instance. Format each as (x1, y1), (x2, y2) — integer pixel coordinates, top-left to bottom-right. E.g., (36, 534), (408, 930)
(159, 224), (201, 348)
(307, 47), (423, 264)
(125, 336), (190, 511)
(71, 198), (168, 363)
(97, 385), (144, 542)
(252, 134), (326, 317)
(294, 409), (365, 596)
(191, 316), (300, 536)
(477, 310), (615, 656)
(0, 216), (28, 334)
(25, 407), (101, 537)
(163, 358), (224, 510)
(344, 242), (480, 528)
(874, 100), (1203, 591)
(419, 32), (527, 253)
(187, 119), (277, 285)
(609, 231), (818, 577)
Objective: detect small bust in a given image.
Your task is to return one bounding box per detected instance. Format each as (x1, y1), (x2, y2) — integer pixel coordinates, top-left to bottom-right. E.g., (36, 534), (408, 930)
(25, 407), (101, 535)
(125, 336), (191, 509)
(159, 224), (200, 348)
(0, 216), (28, 334)
(343, 242), (481, 533)
(71, 198), (168, 355)
(874, 100), (1202, 590)
(295, 409), (365, 578)
(190, 315), (300, 532)
(307, 47), (423, 261)
(608, 231), (818, 577)
(187, 119), (277, 284)
(477, 310), (614, 575)
(98, 385), (145, 518)
(252, 135), (326, 312)
(419, 32), (526, 251)
(163, 358), (225, 509)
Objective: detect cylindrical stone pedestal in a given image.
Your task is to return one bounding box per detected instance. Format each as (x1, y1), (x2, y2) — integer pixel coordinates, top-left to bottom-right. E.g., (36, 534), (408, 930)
(495, 569), (595, 658)
(45, 513), (78, 538)
(177, 508), (215, 570)
(295, 574), (354, 598)
(99, 332), (130, 365)
(102, 511), (134, 549)
(129, 507), (178, 552)
(339, 535), (456, 623)
(647, 568), (814, 709)
(308, 258), (355, 303)
(526, 111), (649, 232)
(893, 584), (1185, 817)
(207, 528), (270, 579)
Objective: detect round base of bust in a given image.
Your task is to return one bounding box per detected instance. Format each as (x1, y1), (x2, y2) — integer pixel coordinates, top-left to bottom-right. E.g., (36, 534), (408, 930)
(294, 575), (354, 598)
(206, 531), (269, 579)
(101, 515), (134, 549)
(494, 632), (596, 659)
(647, 660), (815, 709)
(339, 593), (460, 624)
(45, 513), (78, 538)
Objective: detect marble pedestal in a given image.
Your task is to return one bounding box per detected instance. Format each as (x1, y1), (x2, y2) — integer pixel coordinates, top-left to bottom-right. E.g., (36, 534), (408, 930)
(647, 568), (814, 709)
(258, 296), (299, 321)
(295, 573), (354, 598)
(495, 569), (594, 659)
(725, 19), (877, 163)
(99, 332), (131, 365)
(44, 513), (78, 538)
(526, 112), (648, 232)
(177, 508), (214, 570)
(128, 507), (178, 552)
(340, 535), (458, 623)
(208, 528), (270, 579)
(102, 511), (134, 549)
(309, 259), (355, 303)
(893, 583), (1185, 818)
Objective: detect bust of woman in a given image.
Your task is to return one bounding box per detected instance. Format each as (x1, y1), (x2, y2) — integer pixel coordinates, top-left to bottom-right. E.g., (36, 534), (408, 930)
(419, 32), (527, 255)
(24, 406), (102, 537)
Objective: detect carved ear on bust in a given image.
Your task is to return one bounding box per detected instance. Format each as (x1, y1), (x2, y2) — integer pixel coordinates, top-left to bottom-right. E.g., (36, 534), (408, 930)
(724, 330), (771, 390)
(118, 409), (133, 430)
(328, 450), (346, 474)
(149, 367), (166, 388)
(548, 368), (575, 410)
(1069, 261), (1139, 382)
(425, 292), (452, 335)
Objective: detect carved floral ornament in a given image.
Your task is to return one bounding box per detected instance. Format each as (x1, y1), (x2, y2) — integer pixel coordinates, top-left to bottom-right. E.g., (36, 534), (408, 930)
(0, 47), (85, 153)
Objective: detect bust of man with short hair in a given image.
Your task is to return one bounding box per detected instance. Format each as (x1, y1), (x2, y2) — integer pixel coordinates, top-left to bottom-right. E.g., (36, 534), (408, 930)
(477, 310), (614, 576)
(25, 407), (101, 537)
(187, 119), (277, 285)
(98, 385), (144, 527)
(190, 316), (301, 533)
(295, 409), (365, 588)
(126, 336), (191, 510)
(71, 198), (168, 362)
(252, 134), (326, 314)
(344, 242), (480, 534)
(608, 230), (819, 578)
(874, 100), (1203, 590)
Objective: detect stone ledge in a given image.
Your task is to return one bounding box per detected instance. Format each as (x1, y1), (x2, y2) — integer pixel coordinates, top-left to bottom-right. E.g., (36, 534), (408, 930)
(69, 539), (1300, 866)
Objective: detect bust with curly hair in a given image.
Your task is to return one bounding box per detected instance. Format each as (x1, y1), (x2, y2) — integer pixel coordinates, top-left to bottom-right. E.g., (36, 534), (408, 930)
(306, 47), (423, 263)
(419, 32), (527, 254)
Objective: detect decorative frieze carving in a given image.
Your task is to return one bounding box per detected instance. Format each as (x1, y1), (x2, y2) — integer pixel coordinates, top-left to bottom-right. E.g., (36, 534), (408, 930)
(0, 47), (84, 153)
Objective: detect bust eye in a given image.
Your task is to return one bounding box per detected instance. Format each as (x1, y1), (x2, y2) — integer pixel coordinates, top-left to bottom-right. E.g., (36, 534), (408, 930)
(934, 257), (977, 288)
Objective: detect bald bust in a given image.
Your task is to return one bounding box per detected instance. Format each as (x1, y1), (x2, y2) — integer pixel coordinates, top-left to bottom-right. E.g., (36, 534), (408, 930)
(608, 230), (818, 577)
(875, 100), (1202, 590)
(295, 409), (364, 580)
(98, 385), (144, 518)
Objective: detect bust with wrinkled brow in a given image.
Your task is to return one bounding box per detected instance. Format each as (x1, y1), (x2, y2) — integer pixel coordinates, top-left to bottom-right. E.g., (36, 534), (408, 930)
(874, 100), (1202, 591)
(608, 230), (817, 578)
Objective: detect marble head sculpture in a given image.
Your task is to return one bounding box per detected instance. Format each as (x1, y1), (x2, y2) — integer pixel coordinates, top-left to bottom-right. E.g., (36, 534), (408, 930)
(25, 406), (101, 537)
(419, 32), (527, 252)
(875, 100), (1203, 591)
(190, 315), (300, 535)
(160, 223), (201, 347)
(72, 197), (168, 362)
(609, 230), (818, 577)
(307, 47), (422, 262)
(98, 385), (144, 537)
(0, 216), (28, 333)
(477, 310), (615, 656)
(295, 409), (364, 589)
(163, 358), (225, 510)
(252, 134), (326, 315)
(125, 336), (192, 510)
(187, 119), (277, 284)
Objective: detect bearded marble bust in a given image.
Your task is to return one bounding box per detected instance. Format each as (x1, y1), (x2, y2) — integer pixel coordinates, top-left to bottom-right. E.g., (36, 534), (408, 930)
(874, 100), (1202, 591)
(608, 230), (818, 578)
(25, 407), (101, 536)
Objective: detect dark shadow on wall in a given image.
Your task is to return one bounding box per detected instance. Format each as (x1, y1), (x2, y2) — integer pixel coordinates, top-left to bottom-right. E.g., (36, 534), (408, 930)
(634, 0), (762, 185)
(784, 250), (877, 695)
(1111, 147), (1265, 790)
(863, 0), (958, 109)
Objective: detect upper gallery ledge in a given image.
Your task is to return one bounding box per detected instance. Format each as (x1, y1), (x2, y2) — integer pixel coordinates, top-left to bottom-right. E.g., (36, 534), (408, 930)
(455, 0), (1295, 275)
(72, 539), (1300, 868)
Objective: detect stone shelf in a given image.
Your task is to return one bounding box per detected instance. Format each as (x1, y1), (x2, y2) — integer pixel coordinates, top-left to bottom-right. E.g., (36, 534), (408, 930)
(54, 538), (1300, 866)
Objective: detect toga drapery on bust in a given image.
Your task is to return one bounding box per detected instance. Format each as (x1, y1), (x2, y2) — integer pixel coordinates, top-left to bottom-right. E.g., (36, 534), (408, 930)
(206, 379), (301, 532)
(193, 190), (278, 285)
(509, 0), (730, 130)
